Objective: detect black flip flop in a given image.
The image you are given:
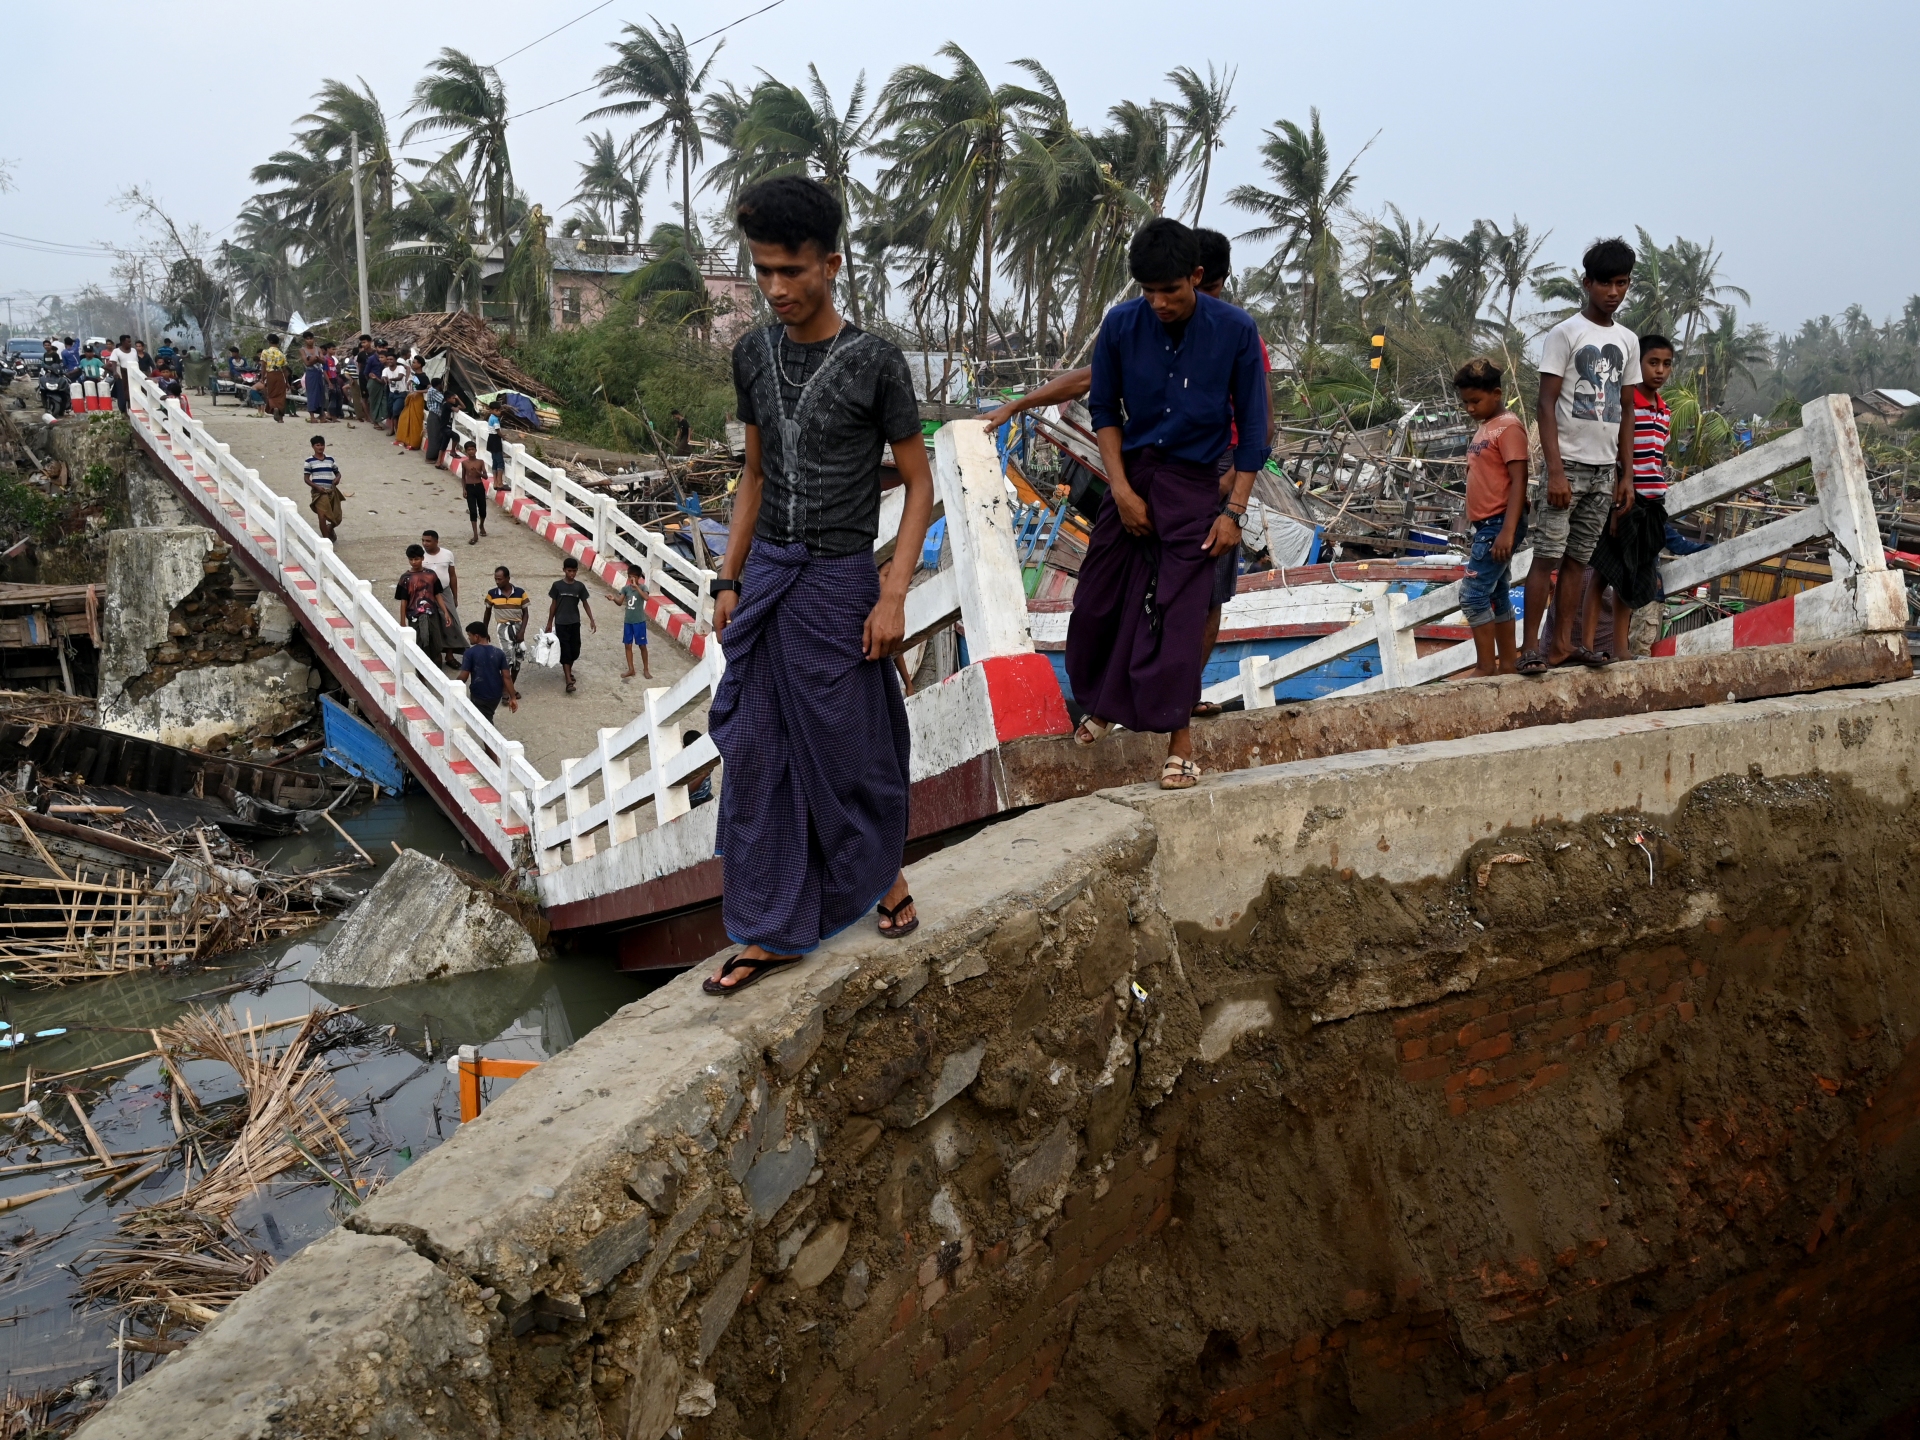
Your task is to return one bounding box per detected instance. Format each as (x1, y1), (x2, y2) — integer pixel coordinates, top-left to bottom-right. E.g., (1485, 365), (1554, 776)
(702, 950), (804, 997)
(877, 895), (919, 939)
(1517, 651), (1550, 676)
(1574, 646), (1613, 668)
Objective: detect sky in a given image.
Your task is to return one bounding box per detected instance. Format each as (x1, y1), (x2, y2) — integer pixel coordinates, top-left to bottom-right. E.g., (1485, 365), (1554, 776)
(1, 0), (1914, 338)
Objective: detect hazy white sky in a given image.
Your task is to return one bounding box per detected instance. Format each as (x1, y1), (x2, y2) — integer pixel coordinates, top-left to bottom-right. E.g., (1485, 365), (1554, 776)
(2, 0), (1913, 335)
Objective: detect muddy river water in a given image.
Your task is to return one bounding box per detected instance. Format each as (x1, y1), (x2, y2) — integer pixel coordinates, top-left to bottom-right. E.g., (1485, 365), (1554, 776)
(0, 792), (666, 1399)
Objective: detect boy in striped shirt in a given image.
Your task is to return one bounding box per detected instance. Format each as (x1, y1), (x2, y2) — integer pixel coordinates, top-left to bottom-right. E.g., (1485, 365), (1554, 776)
(1623, 336), (1675, 655)
(1587, 336), (1675, 658)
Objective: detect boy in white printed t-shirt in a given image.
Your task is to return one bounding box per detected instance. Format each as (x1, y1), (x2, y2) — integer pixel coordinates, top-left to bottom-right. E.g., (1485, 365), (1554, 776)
(1520, 236), (1639, 674)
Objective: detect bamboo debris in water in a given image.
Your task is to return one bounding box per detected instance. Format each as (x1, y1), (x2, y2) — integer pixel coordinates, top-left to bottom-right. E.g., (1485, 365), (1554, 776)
(75, 1009), (361, 1337)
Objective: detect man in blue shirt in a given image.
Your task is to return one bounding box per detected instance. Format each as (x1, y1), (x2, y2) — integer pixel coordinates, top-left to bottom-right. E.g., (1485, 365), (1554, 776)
(457, 621), (518, 722)
(1065, 217), (1270, 789)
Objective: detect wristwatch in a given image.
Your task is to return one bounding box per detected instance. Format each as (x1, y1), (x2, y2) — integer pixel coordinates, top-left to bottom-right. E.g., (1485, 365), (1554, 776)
(710, 577), (740, 598)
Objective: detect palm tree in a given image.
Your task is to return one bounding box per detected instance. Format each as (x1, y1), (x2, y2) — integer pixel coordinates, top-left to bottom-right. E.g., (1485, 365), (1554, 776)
(720, 68), (878, 320)
(502, 204), (553, 338)
(879, 44), (1050, 360)
(1665, 236), (1750, 360)
(296, 79), (396, 213)
(570, 131), (651, 242)
(386, 158), (484, 312)
(588, 21), (723, 253)
(1621, 227), (1676, 337)
(402, 49), (513, 259)
(1367, 205), (1437, 324)
(1487, 217), (1553, 335)
(1698, 308), (1769, 410)
(1228, 108), (1367, 390)
(697, 80), (759, 209)
(1163, 63), (1236, 224)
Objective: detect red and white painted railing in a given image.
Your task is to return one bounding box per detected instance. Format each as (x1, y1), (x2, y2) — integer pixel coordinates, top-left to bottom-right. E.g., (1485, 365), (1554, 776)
(125, 369), (543, 866)
(1211, 394), (1903, 707)
(446, 409), (718, 656)
(125, 363), (1060, 917)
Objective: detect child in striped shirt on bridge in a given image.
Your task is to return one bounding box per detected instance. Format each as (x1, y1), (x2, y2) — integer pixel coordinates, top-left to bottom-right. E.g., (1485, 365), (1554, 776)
(1587, 336), (1677, 658)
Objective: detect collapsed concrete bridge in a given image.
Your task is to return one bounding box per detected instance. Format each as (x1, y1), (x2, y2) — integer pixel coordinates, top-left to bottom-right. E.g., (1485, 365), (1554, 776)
(74, 667), (1920, 1440)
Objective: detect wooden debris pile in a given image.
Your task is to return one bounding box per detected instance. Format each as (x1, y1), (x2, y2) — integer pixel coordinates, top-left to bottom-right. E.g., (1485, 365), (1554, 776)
(76, 1008), (365, 1350)
(0, 809), (359, 985)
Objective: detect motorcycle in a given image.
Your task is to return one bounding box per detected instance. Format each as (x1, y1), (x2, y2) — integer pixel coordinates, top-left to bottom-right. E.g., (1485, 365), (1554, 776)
(37, 371), (69, 417)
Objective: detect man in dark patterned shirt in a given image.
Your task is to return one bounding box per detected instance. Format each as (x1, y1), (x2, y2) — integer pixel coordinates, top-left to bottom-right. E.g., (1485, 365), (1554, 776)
(703, 176), (936, 996)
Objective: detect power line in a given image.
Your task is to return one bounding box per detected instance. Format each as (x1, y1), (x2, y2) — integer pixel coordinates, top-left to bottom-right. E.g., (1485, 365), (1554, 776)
(0, 230), (117, 257)
(490, 0), (618, 67)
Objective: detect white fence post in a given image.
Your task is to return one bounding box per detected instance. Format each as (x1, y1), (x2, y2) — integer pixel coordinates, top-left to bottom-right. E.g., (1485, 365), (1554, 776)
(562, 757), (596, 861)
(932, 422), (1032, 659)
(1238, 654), (1273, 710)
(599, 727), (638, 848)
(1804, 393), (1907, 639)
(645, 686), (691, 824)
(1370, 593), (1416, 689)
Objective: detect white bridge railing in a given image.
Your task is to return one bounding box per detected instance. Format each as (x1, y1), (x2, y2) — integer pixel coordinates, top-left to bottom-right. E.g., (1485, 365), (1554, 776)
(446, 409), (721, 648)
(127, 368), (1029, 884)
(1207, 394), (1905, 706)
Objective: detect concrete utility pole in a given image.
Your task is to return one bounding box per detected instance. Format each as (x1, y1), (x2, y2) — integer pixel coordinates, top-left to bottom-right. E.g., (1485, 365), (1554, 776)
(350, 132), (371, 338)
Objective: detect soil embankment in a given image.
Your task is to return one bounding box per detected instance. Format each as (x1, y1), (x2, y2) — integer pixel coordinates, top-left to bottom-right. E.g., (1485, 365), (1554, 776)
(74, 679), (1920, 1440)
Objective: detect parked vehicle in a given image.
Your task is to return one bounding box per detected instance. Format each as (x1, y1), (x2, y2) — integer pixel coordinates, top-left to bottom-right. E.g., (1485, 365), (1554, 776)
(5, 338), (46, 376)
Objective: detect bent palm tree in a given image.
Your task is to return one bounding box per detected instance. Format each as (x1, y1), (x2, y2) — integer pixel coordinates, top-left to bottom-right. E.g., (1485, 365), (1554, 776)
(570, 130), (651, 242)
(402, 50), (513, 257)
(1228, 108), (1368, 389)
(879, 44), (1050, 360)
(588, 20), (723, 251)
(1163, 63), (1236, 224)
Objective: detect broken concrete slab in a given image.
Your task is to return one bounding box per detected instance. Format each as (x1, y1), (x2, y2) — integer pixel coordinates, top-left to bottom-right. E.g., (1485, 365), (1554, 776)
(308, 849), (539, 987)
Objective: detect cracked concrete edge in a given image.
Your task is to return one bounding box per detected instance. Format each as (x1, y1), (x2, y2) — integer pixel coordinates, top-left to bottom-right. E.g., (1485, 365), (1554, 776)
(74, 1229), (499, 1440)
(347, 796), (1152, 1294)
(74, 797), (1152, 1437)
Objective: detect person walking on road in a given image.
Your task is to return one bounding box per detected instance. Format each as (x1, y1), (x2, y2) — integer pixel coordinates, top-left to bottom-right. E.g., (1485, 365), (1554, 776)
(702, 175), (934, 996)
(420, 531), (460, 662)
(544, 556), (595, 695)
(304, 434), (344, 541)
(259, 335), (289, 423)
(457, 621), (518, 722)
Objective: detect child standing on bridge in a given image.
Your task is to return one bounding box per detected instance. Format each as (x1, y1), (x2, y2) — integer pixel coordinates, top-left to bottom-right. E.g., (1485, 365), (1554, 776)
(1455, 359), (1529, 676)
(619, 560), (651, 681)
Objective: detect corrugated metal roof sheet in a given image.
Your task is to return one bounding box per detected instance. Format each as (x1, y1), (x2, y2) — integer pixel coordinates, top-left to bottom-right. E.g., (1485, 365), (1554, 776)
(1873, 387), (1920, 409)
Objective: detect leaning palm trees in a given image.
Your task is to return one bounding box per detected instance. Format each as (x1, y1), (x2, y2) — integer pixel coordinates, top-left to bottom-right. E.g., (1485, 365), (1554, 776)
(1228, 108), (1367, 390)
(403, 50), (513, 262)
(1163, 63), (1236, 224)
(879, 44), (1050, 360)
(569, 130), (651, 242)
(588, 20), (723, 251)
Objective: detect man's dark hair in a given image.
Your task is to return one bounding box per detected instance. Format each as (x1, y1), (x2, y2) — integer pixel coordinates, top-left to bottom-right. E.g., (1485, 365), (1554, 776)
(267, 333), (280, 344)
(736, 175), (843, 255)
(118, 334), (130, 345)
(466, 621), (487, 637)
(562, 557), (579, 571)
(1582, 237), (1635, 282)
(422, 529), (439, 541)
(1194, 228), (1233, 289)
(1638, 332), (1675, 357)
(229, 345), (239, 354)
(495, 565), (512, 579)
(1128, 217), (1199, 285)
(1452, 358), (1503, 392)
(310, 433), (327, 446)
(406, 543), (425, 559)
(464, 440), (477, 452)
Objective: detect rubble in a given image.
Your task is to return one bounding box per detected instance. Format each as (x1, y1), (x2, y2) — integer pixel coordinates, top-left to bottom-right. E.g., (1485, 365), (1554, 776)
(307, 848), (541, 987)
